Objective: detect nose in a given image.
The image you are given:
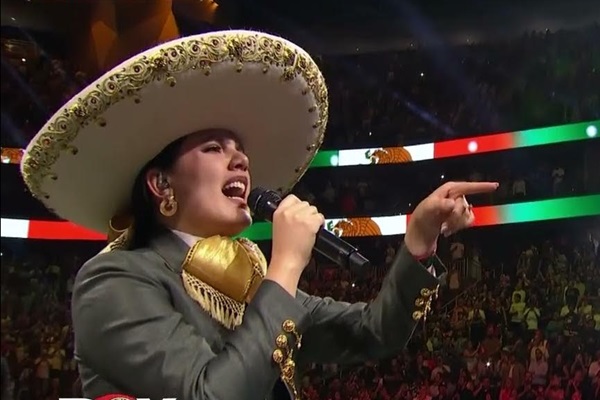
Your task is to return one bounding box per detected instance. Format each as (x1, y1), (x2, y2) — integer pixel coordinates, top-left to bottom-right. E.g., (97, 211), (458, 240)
(229, 149), (249, 171)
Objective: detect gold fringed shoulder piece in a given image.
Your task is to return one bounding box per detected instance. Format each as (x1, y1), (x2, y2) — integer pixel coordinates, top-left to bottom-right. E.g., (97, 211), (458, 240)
(182, 270), (245, 330)
(181, 236), (268, 330)
(236, 237), (268, 302)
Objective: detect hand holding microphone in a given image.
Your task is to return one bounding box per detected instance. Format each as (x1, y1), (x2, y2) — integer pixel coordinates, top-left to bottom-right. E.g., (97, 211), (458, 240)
(249, 188), (370, 277)
(253, 192), (324, 296)
(270, 194), (325, 273)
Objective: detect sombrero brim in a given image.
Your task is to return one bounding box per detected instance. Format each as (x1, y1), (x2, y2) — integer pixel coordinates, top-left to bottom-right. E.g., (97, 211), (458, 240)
(20, 30), (328, 234)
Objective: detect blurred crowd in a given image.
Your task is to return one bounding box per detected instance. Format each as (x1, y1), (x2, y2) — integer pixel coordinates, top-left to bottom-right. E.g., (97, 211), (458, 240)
(321, 25), (599, 149)
(1, 25), (598, 150)
(2, 26), (599, 221)
(1, 20), (600, 400)
(1, 222), (599, 400)
(0, 50), (88, 147)
(294, 223), (600, 400)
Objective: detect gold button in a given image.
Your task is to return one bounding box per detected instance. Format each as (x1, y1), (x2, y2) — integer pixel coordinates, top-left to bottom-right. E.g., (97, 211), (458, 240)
(420, 288), (432, 297)
(276, 334), (288, 348)
(412, 310), (423, 321)
(272, 349), (284, 363)
(415, 297), (425, 307)
(282, 319), (295, 333)
(282, 359), (296, 380)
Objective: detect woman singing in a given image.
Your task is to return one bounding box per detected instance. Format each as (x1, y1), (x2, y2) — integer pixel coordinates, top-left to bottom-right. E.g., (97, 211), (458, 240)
(20, 30), (497, 399)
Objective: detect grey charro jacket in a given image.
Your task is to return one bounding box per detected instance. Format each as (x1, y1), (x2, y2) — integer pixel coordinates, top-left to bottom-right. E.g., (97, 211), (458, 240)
(72, 230), (443, 399)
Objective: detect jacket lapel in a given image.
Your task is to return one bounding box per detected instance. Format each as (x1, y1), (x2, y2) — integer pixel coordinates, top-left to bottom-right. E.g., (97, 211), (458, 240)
(148, 230), (190, 274)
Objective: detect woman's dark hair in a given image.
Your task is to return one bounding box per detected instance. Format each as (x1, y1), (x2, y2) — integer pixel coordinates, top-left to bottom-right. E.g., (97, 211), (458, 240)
(129, 137), (186, 249)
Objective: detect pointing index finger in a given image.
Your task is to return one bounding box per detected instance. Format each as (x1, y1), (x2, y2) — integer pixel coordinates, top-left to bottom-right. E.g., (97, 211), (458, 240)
(438, 181), (499, 198)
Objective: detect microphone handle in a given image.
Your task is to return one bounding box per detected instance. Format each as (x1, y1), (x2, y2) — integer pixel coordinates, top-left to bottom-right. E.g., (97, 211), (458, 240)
(314, 229), (371, 271)
(255, 194), (371, 271)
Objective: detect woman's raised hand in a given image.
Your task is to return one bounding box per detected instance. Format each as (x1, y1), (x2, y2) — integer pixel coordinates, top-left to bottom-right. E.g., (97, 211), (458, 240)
(266, 195), (325, 296)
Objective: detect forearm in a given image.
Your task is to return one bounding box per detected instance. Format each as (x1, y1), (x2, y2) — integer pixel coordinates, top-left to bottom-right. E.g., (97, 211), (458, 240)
(265, 259), (303, 297)
(358, 244), (440, 351)
(297, 242), (442, 365)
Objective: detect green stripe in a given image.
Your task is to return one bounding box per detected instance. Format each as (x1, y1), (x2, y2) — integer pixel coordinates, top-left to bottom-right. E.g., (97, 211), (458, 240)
(517, 120), (599, 147)
(309, 150), (339, 168)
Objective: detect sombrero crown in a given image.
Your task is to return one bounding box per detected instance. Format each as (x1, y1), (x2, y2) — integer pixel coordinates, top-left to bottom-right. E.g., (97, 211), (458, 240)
(20, 30), (328, 234)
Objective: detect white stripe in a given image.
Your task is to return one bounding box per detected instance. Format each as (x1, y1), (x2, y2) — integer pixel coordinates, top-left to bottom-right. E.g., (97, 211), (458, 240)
(337, 148), (379, 166)
(371, 215), (407, 235)
(324, 215), (407, 237)
(0, 218), (30, 238)
(337, 143), (435, 167)
(404, 143), (435, 161)
(0, 218), (406, 240)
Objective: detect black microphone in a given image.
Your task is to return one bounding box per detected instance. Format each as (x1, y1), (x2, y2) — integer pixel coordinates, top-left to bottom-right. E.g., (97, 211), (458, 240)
(248, 187), (371, 271)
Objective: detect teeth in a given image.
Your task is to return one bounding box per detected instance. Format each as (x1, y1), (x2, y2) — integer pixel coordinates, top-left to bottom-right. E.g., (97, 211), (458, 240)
(223, 180), (246, 199)
(223, 181), (246, 191)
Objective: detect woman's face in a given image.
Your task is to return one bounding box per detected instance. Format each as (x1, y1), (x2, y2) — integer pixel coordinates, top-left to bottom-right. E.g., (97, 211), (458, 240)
(154, 129), (252, 237)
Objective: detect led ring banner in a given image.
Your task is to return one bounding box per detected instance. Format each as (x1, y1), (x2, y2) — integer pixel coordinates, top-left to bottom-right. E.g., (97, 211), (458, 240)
(2, 195), (599, 241)
(310, 120), (598, 168)
(1, 120), (598, 166)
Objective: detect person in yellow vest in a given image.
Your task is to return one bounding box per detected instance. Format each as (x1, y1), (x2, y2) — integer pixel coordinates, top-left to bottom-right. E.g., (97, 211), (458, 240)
(509, 293), (526, 335)
(20, 30), (497, 399)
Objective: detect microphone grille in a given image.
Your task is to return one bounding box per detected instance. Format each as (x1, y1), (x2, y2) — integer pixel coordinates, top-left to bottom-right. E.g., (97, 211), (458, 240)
(248, 187), (266, 212)
(248, 187), (281, 218)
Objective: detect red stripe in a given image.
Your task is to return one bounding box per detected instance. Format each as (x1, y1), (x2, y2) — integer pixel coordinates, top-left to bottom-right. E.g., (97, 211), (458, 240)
(471, 205), (500, 227)
(433, 132), (514, 159)
(95, 394), (135, 400)
(28, 219), (106, 240)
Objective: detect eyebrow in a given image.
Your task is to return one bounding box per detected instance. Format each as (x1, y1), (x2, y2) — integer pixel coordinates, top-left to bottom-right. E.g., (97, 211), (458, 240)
(201, 132), (245, 153)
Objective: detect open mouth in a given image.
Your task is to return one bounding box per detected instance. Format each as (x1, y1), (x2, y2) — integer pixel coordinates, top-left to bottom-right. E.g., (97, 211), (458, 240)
(222, 177), (248, 201)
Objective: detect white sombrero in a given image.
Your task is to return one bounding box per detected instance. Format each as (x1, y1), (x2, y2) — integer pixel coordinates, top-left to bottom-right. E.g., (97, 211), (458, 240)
(20, 30), (328, 234)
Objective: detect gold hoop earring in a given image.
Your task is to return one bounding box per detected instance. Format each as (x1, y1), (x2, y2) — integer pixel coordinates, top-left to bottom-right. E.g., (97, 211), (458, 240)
(108, 212), (133, 242)
(159, 190), (178, 217)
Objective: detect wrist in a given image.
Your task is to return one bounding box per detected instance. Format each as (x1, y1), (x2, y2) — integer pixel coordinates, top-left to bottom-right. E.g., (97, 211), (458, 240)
(266, 257), (303, 297)
(404, 234), (437, 260)
(269, 253), (305, 275)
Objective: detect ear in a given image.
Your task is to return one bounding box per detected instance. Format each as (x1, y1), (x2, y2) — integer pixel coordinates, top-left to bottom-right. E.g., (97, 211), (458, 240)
(145, 168), (171, 200)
